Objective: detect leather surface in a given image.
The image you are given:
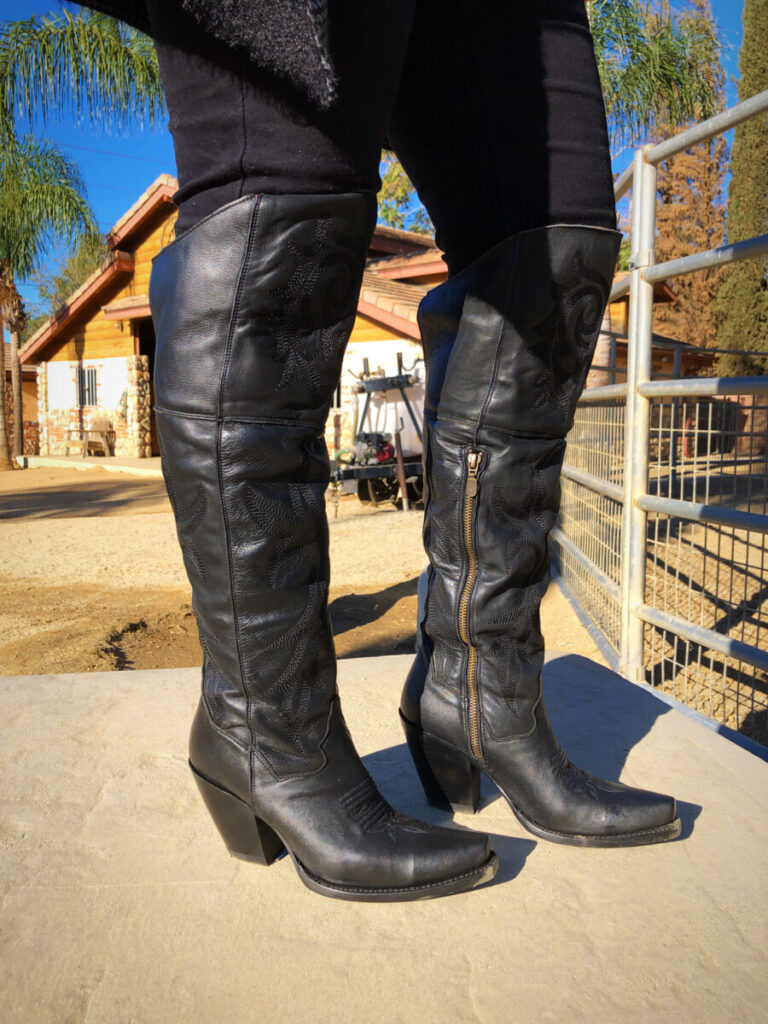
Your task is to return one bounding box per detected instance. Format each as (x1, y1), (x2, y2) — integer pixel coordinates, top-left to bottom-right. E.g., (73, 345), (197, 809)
(484, 701), (676, 836)
(192, 693), (490, 887)
(151, 191), (491, 887)
(404, 224), (677, 836)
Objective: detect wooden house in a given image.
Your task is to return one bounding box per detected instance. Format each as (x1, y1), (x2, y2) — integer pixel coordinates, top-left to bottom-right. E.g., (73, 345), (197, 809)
(20, 176), (440, 459)
(21, 175), (707, 459)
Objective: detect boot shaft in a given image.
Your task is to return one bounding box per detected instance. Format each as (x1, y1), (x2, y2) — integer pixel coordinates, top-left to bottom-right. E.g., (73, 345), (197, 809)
(415, 225), (621, 752)
(150, 191), (377, 425)
(150, 192), (376, 779)
(420, 225), (620, 442)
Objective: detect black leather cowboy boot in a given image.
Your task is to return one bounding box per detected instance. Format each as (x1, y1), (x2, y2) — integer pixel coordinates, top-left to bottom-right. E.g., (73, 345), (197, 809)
(400, 225), (681, 847)
(149, 192), (497, 900)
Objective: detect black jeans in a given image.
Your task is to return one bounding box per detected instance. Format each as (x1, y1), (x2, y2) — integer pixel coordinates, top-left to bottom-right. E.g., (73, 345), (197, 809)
(146, 0), (615, 274)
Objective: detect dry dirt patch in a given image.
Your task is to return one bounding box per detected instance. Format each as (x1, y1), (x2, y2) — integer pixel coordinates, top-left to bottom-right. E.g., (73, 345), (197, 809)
(0, 465), (599, 675)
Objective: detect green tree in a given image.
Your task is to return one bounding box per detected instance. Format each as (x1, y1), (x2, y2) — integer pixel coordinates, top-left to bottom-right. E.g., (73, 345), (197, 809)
(711, 0), (768, 375)
(0, 132), (96, 465)
(589, 0), (720, 152)
(378, 153), (432, 234)
(0, 10), (164, 465)
(0, 11), (163, 132)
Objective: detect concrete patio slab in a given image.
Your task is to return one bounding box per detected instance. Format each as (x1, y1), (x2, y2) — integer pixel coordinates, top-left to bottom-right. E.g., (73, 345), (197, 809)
(1, 654), (766, 1023)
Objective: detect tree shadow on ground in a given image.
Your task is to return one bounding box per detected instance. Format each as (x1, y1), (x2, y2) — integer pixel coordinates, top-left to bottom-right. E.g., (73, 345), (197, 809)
(0, 478), (170, 519)
(330, 578), (419, 658)
(329, 578), (418, 633)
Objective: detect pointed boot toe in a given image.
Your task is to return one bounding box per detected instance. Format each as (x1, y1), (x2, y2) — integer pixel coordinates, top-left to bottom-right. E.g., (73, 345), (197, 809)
(588, 783), (679, 842)
(507, 778), (681, 848)
(405, 823), (493, 887)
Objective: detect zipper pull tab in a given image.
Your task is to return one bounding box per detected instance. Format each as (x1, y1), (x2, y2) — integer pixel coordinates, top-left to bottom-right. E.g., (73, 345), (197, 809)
(465, 450), (482, 498)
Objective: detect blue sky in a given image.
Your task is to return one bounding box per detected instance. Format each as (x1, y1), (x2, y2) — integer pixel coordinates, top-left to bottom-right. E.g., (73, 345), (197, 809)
(1, 0), (747, 313)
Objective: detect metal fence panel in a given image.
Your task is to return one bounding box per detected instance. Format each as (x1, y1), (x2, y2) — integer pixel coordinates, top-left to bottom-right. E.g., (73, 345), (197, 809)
(553, 90), (768, 748)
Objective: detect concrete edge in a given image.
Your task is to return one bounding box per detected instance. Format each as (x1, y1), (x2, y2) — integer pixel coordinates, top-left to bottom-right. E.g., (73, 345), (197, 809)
(15, 455), (164, 478)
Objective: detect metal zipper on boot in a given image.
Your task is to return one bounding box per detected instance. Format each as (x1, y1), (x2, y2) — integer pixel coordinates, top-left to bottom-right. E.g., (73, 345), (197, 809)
(458, 449), (483, 760)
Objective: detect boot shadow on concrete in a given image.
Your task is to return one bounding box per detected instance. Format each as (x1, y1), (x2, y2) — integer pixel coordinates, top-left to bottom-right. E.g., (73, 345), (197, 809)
(362, 741), (536, 888)
(476, 654), (701, 839)
(363, 653), (701, 850)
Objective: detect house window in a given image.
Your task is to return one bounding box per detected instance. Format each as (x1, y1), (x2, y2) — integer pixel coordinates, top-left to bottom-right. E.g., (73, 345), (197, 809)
(77, 367), (98, 407)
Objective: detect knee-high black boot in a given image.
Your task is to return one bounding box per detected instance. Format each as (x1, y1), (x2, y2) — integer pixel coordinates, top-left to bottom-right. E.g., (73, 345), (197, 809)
(150, 192), (497, 899)
(400, 225), (681, 846)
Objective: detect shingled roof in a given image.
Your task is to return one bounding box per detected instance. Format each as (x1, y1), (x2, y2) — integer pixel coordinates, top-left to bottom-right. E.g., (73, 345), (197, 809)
(357, 272), (427, 340)
(366, 249), (448, 279)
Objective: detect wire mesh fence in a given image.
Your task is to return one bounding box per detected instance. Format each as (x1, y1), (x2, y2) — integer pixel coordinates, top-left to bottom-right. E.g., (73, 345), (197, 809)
(550, 89), (768, 750)
(555, 398), (625, 651)
(644, 392), (768, 743)
(552, 372), (768, 745)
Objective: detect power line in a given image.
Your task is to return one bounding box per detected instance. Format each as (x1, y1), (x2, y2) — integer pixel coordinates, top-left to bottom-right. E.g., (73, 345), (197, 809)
(60, 141), (172, 165)
(85, 180), (159, 193)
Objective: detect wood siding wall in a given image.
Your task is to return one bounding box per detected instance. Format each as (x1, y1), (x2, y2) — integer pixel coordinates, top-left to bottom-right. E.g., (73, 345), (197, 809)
(42, 209), (177, 364)
(349, 315), (406, 344)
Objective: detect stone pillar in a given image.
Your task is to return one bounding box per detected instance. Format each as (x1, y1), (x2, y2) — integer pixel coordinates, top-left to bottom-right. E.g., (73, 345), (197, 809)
(125, 355), (152, 458)
(37, 363), (49, 456)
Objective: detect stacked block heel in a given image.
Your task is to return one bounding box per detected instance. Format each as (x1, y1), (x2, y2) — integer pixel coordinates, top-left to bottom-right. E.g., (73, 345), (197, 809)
(400, 712), (481, 814)
(190, 763), (285, 864)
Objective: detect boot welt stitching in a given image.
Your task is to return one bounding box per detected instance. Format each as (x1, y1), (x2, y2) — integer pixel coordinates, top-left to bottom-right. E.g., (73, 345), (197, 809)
(508, 804), (677, 841)
(296, 857), (494, 895)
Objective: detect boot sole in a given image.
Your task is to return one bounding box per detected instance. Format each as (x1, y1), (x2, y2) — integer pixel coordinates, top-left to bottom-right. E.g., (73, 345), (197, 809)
(190, 762), (498, 901)
(400, 713), (682, 848)
(504, 798), (682, 847)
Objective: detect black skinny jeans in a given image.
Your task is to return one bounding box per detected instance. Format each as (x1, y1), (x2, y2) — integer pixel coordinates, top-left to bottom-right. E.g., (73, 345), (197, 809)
(146, 0), (616, 274)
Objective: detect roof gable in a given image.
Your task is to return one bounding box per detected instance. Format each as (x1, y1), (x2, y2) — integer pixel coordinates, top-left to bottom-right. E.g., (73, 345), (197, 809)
(20, 251), (135, 364)
(106, 174), (177, 250)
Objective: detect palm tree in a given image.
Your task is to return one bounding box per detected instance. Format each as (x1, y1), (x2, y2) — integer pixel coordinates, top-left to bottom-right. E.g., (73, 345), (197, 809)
(588, 0), (720, 152)
(1, 264), (30, 468)
(0, 10), (164, 132)
(0, 131), (97, 466)
(588, 0), (722, 384)
(0, 10), (164, 466)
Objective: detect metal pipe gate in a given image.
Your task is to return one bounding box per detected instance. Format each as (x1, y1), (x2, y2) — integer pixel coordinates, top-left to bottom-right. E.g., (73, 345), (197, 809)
(551, 89), (768, 745)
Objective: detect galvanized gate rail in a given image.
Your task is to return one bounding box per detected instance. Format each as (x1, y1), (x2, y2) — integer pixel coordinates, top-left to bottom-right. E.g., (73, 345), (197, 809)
(551, 89), (768, 743)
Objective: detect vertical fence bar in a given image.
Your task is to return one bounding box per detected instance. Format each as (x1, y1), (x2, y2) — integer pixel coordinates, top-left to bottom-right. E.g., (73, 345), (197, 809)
(620, 148), (658, 680)
(671, 347), (682, 497)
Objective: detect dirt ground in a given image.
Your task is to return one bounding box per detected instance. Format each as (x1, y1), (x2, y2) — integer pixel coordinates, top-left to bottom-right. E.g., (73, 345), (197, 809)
(0, 464), (603, 676)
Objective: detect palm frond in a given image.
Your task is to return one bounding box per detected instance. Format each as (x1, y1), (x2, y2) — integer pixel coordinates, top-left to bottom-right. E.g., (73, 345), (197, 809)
(0, 10), (164, 131)
(590, 0), (721, 149)
(0, 132), (96, 279)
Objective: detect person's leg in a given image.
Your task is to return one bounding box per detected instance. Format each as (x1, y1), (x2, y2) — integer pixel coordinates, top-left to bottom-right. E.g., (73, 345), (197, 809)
(388, 0), (616, 273)
(147, 0), (418, 233)
(144, 0), (496, 899)
(393, 0), (680, 844)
